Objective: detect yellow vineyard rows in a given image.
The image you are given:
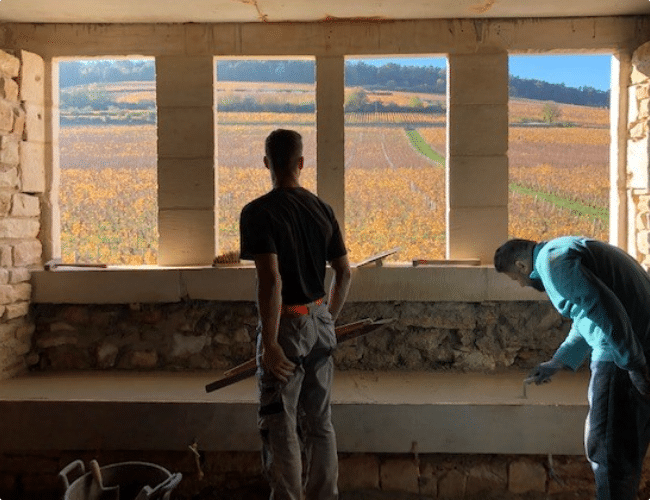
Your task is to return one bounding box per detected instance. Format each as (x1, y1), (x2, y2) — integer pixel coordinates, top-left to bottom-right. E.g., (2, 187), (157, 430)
(59, 117), (609, 265)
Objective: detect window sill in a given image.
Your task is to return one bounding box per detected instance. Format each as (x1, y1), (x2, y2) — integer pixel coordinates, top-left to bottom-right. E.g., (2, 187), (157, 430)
(30, 263), (546, 304)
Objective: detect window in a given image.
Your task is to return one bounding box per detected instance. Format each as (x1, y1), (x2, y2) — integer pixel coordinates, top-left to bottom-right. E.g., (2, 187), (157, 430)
(507, 54), (611, 241)
(344, 56), (447, 264)
(215, 58), (316, 256)
(58, 58), (158, 265)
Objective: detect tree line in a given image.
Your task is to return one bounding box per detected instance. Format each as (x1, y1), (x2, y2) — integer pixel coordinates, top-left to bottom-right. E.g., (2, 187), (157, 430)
(59, 59), (610, 108)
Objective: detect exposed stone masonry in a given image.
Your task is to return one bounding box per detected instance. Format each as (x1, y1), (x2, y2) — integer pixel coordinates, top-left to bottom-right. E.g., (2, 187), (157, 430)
(28, 300), (570, 373)
(0, 49), (42, 380)
(7, 449), (650, 499)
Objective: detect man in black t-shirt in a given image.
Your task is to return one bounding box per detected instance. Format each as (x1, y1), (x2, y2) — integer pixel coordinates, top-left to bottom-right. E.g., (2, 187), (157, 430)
(240, 129), (351, 500)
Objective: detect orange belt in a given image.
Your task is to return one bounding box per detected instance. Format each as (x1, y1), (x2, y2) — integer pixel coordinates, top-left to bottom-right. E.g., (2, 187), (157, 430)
(281, 297), (324, 317)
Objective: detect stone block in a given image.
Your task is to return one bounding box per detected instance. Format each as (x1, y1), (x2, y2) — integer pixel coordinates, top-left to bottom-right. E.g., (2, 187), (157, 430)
(5, 301), (29, 319)
(0, 269), (8, 285)
(0, 76), (19, 101)
(438, 469), (466, 499)
(0, 244), (12, 267)
(171, 333), (209, 358)
(0, 166), (19, 188)
(448, 103), (508, 156)
(47, 345), (91, 370)
(13, 238), (41, 266)
(157, 158), (216, 210)
(11, 193), (40, 216)
(0, 284), (14, 304)
(632, 43), (650, 83)
(19, 51), (44, 105)
(156, 56), (214, 108)
(447, 206), (508, 263)
(448, 52), (508, 105)
(12, 106), (25, 138)
(630, 120), (649, 141)
(465, 463), (507, 496)
(97, 342), (119, 369)
(380, 458), (419, 494)
(123, 350), (158, 369)
(158, 208), (216, 266)
(0, 50), (20, 78)
(0, 218), (39, 239)
(15, 323), (35, 343)
(637, 85), (650, 102)
(628, 138), (650, 189)
(19, 140), (45, 193)
(447, 155), (508, 208)
(12, 282), (31, 302)
(338, 455), (380, 491)
(418, 463), (437, 497)
(0, 135), (19, 164)
(23, 101), (44, 143)
(638, 230), (650, 255)
(0, 99), (15, 134)
(157, 106), (215, 159)
(0, 191), (12, 216)
(508, 459), (546, 494)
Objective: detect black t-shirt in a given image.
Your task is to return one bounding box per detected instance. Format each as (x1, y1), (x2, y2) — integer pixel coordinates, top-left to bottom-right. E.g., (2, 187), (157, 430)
(240, 187), (347, 305)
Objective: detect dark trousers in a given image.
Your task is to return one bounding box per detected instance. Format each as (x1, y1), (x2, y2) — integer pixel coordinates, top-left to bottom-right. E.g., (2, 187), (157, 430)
(586, 361), (650, 500)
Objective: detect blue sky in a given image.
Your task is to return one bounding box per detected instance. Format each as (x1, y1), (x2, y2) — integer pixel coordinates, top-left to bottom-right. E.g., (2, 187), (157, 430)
(347, 54), (612, 92)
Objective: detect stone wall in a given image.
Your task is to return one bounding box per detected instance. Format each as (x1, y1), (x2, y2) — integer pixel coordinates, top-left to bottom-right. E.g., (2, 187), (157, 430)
(28, 300), (571, 373)
(0, 49), (42, 380)
(629, 42), (650, 269)
(5, 449), (650, 499)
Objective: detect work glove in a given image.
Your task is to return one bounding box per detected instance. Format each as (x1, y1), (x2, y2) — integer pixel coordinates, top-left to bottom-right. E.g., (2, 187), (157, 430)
(526, 358), (564, 385)
(628, 366), (650, 398)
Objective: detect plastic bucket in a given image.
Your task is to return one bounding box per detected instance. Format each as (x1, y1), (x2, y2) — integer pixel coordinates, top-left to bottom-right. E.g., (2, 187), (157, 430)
(59, 460), (182, 500)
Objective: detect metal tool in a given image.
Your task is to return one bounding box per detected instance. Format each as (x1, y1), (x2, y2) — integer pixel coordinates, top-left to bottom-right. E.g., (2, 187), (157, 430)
(519, 377), (535, 399)
(44, 258), (107, 271)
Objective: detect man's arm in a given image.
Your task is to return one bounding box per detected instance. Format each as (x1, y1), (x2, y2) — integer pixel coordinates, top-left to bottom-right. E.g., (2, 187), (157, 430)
(254, 253), (296, 383)
(328, 254), (352, 322)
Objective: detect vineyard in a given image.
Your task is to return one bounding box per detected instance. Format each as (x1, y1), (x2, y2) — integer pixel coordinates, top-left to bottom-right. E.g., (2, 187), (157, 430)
(59, 91), (610, 265)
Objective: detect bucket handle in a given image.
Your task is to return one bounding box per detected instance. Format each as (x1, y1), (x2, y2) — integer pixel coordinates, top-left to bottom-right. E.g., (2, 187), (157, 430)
(134, 472), (182, 500)
(58, 460), (85, 490)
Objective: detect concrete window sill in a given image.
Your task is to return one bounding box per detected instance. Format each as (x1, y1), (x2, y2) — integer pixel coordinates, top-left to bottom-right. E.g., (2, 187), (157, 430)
(30, 264), (547, 304)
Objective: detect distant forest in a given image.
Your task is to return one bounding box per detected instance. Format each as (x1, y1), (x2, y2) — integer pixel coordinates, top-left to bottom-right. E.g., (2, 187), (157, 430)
(59, 59), (610, 108)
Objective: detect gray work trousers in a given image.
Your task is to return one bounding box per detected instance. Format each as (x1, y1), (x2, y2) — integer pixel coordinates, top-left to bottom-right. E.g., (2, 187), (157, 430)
(586, 361), (650, 500)
(256, 303), (339, 500)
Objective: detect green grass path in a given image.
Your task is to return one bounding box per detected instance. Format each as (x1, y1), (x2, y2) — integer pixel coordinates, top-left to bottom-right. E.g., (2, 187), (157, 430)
(404, 128), (609, 223)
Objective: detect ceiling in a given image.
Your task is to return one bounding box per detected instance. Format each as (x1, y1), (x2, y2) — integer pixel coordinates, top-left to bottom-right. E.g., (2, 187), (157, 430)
(0, 0), (649, 24)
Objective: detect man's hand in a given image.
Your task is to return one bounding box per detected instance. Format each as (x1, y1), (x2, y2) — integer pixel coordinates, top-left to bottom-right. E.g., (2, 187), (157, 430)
(526, 359), (565, 385)
(628, 367), (650, 398)
(262, 341), (296, 383)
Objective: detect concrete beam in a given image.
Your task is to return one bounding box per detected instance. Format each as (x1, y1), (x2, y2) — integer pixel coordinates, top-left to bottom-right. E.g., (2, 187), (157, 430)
(30, 265), (548, 303)
(0, 371), (590, 455)
(1, 17), (648, 58)
(316, 55), (345, 229)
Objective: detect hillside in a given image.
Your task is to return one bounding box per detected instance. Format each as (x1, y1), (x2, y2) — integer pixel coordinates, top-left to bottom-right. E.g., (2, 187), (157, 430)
(59, 59), (610, 109)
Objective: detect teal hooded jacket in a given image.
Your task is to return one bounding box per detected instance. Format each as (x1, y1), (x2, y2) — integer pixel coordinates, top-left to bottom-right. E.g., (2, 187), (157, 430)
(529, 236), (650, 371)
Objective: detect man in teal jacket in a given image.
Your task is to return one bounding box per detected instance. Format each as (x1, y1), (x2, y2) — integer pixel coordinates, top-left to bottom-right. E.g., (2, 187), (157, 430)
(494, 236), (650, 500)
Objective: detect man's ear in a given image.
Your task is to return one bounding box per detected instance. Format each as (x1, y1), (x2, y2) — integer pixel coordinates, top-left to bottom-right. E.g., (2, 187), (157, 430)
(514, 259), (529, 275)
(264, 156), (270, 170)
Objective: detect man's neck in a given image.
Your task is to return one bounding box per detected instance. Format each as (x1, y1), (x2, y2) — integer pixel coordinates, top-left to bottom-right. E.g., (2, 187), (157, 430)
(273, 177), (301, 189)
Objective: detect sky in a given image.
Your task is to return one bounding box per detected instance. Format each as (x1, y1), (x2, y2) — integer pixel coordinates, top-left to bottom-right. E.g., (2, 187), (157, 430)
(347, 54), (612, 92)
